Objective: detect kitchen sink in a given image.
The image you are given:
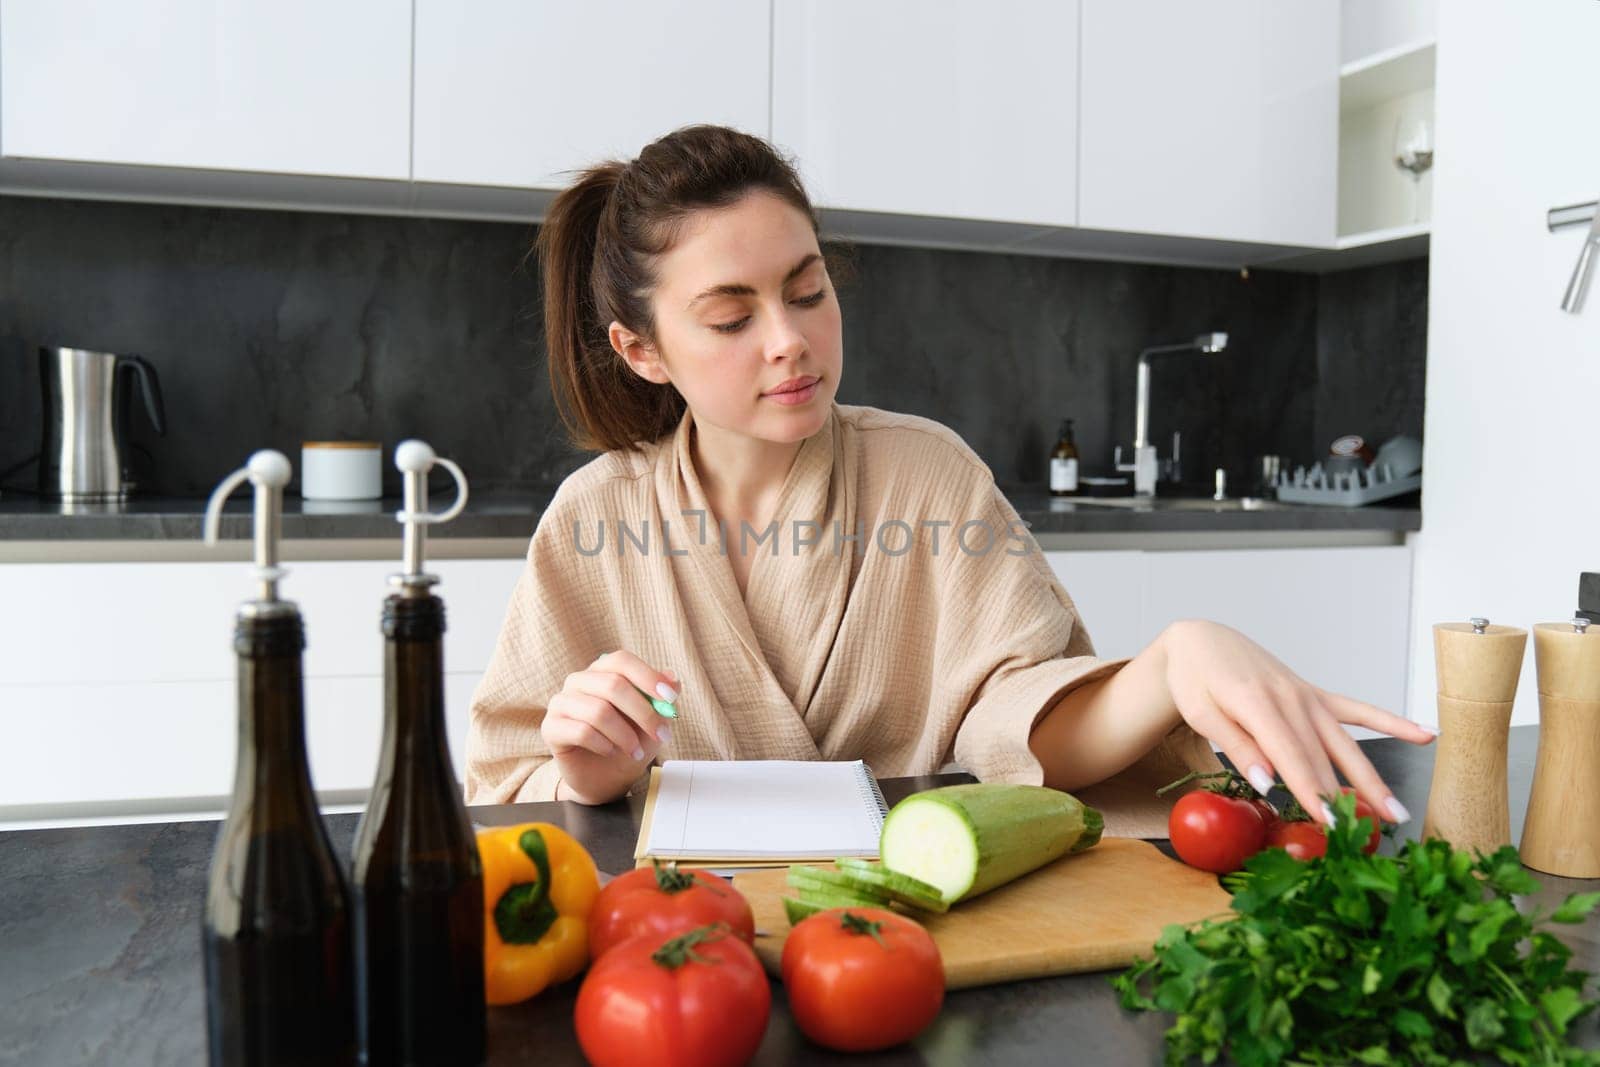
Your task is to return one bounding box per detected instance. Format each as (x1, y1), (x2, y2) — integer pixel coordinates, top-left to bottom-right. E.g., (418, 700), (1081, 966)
(1055, 496), (1288, 512)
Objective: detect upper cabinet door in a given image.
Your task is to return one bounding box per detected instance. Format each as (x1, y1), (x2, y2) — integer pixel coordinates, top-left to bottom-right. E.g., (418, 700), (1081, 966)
(772, 0), (1078, 227)
(413, 1), (770, 188)
(1078, 0), (1338, 247)
(0, 0), (411, 180)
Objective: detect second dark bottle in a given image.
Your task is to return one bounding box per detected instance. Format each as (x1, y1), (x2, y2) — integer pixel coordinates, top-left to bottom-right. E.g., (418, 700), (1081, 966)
(352, 441), (485, 1066)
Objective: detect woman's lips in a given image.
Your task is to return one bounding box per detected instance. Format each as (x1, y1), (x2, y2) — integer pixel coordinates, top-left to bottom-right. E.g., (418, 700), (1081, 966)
(763, 379), (819, 406)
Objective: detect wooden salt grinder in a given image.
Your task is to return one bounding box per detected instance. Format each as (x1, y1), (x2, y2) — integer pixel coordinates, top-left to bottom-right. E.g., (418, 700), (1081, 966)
(1519, 617), (1600, 877)
(1421, 617), (1527, 853)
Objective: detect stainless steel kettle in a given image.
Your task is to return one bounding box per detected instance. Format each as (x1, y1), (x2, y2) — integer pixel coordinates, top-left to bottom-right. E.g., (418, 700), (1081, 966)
(39, 346), (167, 500)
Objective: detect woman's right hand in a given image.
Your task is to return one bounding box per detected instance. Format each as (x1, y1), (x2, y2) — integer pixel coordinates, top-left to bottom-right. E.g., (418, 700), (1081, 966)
(542, 650), (679, 805)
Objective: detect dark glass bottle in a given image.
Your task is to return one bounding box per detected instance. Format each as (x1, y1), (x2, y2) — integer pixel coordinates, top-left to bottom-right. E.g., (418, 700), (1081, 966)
(1049, 418), (1081, 497)
(353, 592), (486, 1066)
(203, 609), (357, 1066)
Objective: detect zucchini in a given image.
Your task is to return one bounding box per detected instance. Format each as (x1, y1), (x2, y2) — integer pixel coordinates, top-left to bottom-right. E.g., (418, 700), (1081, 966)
(786, 866), (892, 907)
(832, 858), (950, 913)
(878, 783), (1102, 905)
(783, 896), (828, 925)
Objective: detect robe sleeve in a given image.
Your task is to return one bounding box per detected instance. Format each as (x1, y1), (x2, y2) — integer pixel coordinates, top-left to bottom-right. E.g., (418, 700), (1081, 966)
(946, 485), (1222, 807)
(945, 486), (1126, 784)
(464, 492), (650, 805)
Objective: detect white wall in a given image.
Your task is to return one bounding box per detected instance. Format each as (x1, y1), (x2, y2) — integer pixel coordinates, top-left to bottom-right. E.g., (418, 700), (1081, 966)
(1408, 2), (1600, 726)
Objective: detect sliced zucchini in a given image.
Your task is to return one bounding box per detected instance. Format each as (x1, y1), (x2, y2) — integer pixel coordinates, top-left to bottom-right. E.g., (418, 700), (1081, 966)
(831, 858), (950, 913)
(783, 896), (828, 925)
(786, 866), (893, 907)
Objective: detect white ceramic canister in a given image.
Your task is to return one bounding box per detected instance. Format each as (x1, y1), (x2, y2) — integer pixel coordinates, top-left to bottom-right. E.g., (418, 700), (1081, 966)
(300, 441), (382, 500)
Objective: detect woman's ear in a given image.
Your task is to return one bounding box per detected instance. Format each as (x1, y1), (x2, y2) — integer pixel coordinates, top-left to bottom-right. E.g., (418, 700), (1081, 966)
(609, 321), (671, 385)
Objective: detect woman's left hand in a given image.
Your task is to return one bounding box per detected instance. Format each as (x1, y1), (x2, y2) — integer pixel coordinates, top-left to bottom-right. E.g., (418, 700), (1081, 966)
(1158, 619), (1435, 827)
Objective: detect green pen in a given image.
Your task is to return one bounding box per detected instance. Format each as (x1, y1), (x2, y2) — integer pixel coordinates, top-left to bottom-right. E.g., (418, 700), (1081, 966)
(595, 652), (680, 720)
(635, 683), (679, 720)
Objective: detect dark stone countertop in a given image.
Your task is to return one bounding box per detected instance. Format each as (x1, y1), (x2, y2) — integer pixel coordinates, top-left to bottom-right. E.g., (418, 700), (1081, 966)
(2, 728), (1595, 1065)
(0, 486), (1419, 542)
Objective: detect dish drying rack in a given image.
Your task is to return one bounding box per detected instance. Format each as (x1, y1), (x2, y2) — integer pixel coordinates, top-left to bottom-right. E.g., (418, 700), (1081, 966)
(1273, 462), (1421, 507)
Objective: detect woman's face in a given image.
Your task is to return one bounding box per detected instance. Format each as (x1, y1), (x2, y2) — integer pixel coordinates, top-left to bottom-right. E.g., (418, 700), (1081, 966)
(611, 190), (843, 446)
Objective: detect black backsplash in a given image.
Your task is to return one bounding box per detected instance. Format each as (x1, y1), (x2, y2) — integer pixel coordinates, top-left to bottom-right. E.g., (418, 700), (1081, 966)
(0, 195), (1427, 498)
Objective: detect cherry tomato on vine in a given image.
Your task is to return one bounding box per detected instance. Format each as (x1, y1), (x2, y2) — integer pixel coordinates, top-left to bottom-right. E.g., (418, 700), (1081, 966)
(1341, 789), (1384, 855)
(1265, 819), (1328, 860)
(1168, 791), (1269, 874)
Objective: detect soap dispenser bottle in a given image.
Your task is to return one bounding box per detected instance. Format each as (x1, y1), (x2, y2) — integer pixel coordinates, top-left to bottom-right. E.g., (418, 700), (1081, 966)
(200, 451), (357, 1066)
(351, 441), (485, 1066)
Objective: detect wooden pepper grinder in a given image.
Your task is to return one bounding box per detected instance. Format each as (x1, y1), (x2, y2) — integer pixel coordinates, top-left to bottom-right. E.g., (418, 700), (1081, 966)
(1519, 616), (1600, 877)
(1421, 617), (1528, 853)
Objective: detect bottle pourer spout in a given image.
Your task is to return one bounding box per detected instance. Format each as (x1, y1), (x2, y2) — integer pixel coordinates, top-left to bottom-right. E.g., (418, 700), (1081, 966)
(203, 450), (293, 605)
(393, 439), (470, 593)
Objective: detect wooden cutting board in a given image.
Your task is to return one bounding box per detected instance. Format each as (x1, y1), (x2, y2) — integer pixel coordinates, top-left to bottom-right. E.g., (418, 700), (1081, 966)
(732, 838), (1232, 990)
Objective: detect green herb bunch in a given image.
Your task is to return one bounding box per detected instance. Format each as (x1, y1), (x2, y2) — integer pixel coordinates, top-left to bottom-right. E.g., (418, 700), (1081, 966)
(1112, 791), (1600, 1066)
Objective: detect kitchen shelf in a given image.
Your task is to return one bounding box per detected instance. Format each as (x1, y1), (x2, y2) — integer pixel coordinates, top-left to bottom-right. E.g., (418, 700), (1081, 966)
(1340, 39), (1436, 113)
(1258, 221), (1429, 273)
(1339, 221), (1430, 252)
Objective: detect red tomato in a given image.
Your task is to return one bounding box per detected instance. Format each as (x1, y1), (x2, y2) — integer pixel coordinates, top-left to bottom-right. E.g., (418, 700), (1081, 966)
(1168, 790), (1269, 874)
(1248, 797), (1280, 831)
(1266, 819), (1328, 860)
(575, 923), (770, 1067)
(781, 908), (944, 1053)
(588, 864), (755, 960)
(1264, 791), (1383, 860)
(1341, 789), (1384, 855)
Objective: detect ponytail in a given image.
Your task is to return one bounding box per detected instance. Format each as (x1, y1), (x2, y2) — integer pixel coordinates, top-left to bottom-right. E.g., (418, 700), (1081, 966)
(536, 163), (684, 452)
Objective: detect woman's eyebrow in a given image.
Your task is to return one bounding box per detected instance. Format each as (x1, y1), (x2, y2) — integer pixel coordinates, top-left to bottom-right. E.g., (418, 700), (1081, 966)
(685, 253), (821, 310)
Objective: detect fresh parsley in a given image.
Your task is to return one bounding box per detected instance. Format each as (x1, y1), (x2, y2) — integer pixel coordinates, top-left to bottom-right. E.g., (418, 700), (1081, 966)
(1112, 790), (1600, 1066)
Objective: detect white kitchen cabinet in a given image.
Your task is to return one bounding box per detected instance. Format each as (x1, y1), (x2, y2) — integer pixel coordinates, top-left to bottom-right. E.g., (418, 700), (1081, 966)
(1077, 0), (1339, 247)
(0, 672), (482, 811)
(771, 0), (1079, 226)
(1045, 545), (1413, 713)
(1044, 550), (1145, 660)
(0, 0), (411, 180)
(3, 559), (521, 686)
(1340, 0), (1436, 66)
(1141, 547), (1411, 711)
(0, 558), (525, 816)
(413, 0), (770, 189)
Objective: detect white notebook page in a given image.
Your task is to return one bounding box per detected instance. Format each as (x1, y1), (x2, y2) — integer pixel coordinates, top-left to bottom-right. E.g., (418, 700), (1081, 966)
(645, 760), (885, 860)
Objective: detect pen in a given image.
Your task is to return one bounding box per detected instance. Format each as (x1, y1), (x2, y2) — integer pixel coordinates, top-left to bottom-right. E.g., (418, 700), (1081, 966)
(635, 683), (678, 720)
(593, 652), (680, 720)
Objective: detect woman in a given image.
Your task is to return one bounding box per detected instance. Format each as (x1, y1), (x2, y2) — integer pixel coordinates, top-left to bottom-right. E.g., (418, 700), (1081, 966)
(465, 124), (1433, 828)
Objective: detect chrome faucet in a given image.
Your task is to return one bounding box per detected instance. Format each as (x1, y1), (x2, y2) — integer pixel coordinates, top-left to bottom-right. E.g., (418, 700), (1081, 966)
(1114, 332), (1228, 496)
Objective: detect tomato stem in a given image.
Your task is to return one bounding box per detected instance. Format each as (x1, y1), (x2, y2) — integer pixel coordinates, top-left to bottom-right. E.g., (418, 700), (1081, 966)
(839, 910), (887, 948)
(1279, 795), (1313, 823)
(1156, 770), (1233, 797)
(650, 859), (702, 895)
(651, 922), (729, 970)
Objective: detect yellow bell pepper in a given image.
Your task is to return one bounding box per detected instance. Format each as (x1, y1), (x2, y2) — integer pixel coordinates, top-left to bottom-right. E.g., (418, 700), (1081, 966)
(478, 821), (600, 1005)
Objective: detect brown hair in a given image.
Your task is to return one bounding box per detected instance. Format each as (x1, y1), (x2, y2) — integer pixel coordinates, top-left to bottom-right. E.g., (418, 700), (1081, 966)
(536, 124), (843, 453)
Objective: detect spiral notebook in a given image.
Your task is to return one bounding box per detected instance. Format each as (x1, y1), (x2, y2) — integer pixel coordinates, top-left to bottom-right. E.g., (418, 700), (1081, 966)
(633, 760), (889, 870)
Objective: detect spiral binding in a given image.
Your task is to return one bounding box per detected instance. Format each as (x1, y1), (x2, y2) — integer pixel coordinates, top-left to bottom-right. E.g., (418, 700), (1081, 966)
(856, 762), (890, 834)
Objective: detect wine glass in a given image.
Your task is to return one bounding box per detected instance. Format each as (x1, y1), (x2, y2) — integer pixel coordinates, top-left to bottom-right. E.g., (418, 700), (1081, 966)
(1393, 116), (1434, 225)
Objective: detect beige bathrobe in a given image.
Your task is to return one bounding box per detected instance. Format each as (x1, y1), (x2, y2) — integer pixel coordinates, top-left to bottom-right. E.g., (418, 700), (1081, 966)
(466, 402), (1220, 836)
